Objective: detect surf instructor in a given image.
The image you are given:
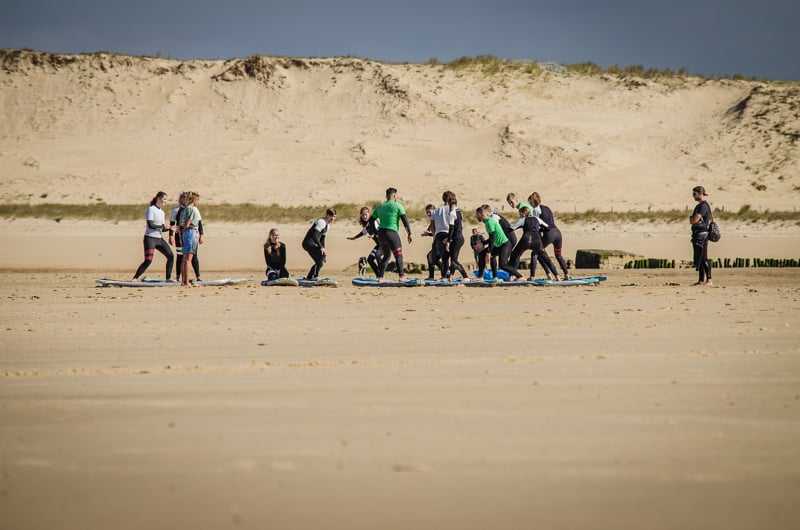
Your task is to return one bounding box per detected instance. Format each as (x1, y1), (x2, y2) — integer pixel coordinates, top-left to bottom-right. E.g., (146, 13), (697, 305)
(370, 187), (412, 282)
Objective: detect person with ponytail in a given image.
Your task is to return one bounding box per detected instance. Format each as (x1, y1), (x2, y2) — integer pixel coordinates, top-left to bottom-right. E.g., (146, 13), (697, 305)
(132, 191), (175, 282)
(528, 192), (570, 281)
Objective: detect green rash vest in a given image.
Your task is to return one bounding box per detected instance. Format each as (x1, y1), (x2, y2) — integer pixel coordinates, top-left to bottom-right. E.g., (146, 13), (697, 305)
(373, 200), (406, 232)
(484, 216), (509, 247)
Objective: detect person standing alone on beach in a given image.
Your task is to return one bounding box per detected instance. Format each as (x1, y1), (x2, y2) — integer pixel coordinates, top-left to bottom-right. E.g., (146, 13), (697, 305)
(132, 191), (174, 282)
(370, 187), (413, 282)
(690, 186), (713, 286)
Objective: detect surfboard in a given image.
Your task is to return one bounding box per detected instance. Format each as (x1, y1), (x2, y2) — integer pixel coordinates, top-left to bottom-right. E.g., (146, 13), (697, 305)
(463, 278), (499, 287)
(297, 278), (339, 288)
(351, 277), (424, 287)
(96, 278), (248, 287)
(95, 278), (177, 287)
(260, 277), (300, 287)
(423, 278), (466, 287)
(191, 278), (249, 286)
(495, 276), (605, 287)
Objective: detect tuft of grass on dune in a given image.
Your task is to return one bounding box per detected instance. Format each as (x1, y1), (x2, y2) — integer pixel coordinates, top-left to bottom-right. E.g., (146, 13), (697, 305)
(2, 203), (798, 225)
(433, 55), (769, 82)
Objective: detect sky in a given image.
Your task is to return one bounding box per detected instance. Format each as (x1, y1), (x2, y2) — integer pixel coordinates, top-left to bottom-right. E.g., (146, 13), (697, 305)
(2, 0), (799, 81)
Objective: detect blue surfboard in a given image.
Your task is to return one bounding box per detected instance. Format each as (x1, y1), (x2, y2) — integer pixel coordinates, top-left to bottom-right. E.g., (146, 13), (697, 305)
(352, 277), (423, 287)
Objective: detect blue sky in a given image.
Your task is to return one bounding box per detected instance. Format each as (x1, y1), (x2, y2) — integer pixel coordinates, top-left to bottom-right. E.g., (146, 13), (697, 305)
(2, 0), (798, 80)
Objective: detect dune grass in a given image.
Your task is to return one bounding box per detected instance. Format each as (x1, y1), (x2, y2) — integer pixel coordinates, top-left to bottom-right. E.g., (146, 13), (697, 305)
(2, 203), (798, 225)
(429, 55), (765, 82)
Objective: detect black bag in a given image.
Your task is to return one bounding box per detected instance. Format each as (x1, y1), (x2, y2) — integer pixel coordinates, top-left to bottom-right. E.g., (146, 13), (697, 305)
(708, 220), (721, 242)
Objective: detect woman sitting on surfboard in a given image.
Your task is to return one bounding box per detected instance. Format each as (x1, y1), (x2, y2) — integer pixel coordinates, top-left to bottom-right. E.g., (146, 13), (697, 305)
(302, 208), (336, 281)
(264, 228), (290, 280)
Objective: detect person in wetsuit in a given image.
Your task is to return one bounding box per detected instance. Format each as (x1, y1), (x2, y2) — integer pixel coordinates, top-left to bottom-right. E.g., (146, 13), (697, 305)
(302, 208), (336, 280)
(445, 193), (470, 280)
(132, 191), (174, 281)
(348, 206), (387, 277)
(690, 185), (713, 286)
(476, 205), (521, 282)
(509, 206), (556, 280)
(370, 187), (413, 282)
(264, 228), (290, 280)
(529, 192), (570, 280)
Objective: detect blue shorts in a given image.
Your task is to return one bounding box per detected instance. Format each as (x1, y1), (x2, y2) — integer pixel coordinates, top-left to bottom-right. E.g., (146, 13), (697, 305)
(182, 228), (198, 254)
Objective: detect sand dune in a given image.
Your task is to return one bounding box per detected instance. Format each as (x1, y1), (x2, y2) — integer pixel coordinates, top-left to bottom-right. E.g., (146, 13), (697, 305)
(2, 50), (798, 213)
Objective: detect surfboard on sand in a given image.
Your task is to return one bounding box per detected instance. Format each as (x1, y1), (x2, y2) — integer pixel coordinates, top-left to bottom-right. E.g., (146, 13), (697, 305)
(352, 277), (424, 287)
(423, 278), (466, 287)
(260, 277), (300, 287)
(297, 278), (339, 288)
(463, 278), (499, 288)
(95, 278), (248, 287)
(495, 276), (606, 287)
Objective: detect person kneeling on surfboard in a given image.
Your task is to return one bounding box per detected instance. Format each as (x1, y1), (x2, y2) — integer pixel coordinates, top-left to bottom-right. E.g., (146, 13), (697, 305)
(476, 205), (522, 282)
(302, 208), (336, 281)
(264, 228), (290, 280)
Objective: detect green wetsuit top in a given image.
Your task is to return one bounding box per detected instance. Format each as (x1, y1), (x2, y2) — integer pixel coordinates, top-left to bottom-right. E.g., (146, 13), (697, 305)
(484, 216), (509, 248)
(372, 200), (409, 233)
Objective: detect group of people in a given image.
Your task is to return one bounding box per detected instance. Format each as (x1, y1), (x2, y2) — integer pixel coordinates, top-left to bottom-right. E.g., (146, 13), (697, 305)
(131, 190), (203, 287)
(133, 184), (716, 286)
(271, 187), (570, 284)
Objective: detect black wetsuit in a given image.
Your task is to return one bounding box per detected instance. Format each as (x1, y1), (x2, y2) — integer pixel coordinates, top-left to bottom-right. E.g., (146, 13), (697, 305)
(538, 205), (569, 278)
(691, 201), (712, 282)
(351, 219), (388, 276)
(302, 218), (329, 280)
(264, 241), (290, 280)
(510, 216), (549, 277)
(496, 214), (517, 248)
(448, 209), (469, 278)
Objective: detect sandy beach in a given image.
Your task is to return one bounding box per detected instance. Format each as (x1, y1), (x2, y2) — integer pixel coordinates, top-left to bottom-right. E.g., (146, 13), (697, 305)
(1, 266), (799, 530)
(1, 50), (799, 529)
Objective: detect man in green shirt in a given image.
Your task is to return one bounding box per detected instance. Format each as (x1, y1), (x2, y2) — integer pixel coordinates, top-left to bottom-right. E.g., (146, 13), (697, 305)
(370, 187), (413, 281)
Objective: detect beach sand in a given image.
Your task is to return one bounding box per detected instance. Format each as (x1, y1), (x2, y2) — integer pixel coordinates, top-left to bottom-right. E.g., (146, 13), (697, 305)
(1, 50), (799, 529)
(1, 266), (799, 530)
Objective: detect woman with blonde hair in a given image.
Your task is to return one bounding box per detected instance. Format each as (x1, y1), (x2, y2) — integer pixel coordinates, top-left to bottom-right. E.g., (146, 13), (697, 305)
(178, 191), (202, 287)
(264, 228), (290, 280)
